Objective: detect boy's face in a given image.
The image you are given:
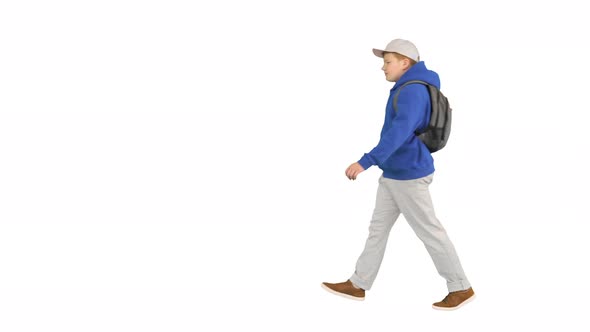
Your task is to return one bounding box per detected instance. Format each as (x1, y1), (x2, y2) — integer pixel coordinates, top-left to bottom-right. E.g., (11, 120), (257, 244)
(382, 53), (408, 82)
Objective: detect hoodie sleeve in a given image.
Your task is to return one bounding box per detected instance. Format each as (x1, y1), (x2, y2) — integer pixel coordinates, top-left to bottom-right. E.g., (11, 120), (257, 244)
(357, 85), (428, 170)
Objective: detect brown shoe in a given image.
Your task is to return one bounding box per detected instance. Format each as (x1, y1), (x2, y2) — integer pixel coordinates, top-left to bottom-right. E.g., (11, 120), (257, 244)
(321, 280), (365, 301)
(432, 287), (475, 310)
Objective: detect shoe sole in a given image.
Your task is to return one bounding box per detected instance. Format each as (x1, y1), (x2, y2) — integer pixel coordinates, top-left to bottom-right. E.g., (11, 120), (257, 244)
(321, 283), (365, 301)
(432, 294), (476, 311)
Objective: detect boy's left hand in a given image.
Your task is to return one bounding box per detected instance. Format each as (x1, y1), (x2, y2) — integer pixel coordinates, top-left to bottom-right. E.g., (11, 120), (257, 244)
(345, 162), (365, 180)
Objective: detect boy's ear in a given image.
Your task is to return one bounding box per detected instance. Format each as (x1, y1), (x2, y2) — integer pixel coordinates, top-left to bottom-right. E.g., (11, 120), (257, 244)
(405, 58), (414, 69)
(402, 58), (410, 69)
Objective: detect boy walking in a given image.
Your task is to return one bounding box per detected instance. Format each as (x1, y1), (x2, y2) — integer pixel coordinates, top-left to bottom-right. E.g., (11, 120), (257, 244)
(322, 39), (475, 310)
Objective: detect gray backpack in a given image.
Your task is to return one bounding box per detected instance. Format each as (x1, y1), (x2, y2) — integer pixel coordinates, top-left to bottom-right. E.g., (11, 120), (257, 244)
(393, 80), (452, 153)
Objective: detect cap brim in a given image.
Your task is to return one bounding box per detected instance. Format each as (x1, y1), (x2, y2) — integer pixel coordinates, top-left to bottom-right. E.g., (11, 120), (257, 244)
(372, 48), (385, 58)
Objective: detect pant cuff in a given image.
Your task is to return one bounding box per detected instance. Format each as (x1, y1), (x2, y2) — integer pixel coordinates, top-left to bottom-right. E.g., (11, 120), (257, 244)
(349, 274), (371, 291)
(447, 279), (471, 292)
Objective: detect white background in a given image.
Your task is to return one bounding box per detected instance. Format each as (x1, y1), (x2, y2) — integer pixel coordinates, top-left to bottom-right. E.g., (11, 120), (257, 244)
(1, 0), (589, 331)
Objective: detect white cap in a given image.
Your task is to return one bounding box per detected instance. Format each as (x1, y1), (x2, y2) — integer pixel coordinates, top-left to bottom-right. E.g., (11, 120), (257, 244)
(372, 39), (420, 62)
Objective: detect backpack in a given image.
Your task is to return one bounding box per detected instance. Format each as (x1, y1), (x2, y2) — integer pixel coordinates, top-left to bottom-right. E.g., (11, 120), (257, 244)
(393, 80), (452, 153)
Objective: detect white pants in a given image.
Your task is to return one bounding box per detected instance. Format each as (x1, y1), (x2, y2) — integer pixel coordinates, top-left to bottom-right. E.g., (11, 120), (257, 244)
(349, 173), (471, 292)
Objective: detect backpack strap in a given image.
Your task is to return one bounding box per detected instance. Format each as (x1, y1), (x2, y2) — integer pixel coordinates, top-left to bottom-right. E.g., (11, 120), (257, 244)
(392, 80), (429, 113)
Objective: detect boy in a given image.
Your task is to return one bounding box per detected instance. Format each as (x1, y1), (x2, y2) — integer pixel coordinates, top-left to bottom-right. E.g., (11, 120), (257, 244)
(322, 39), (475, 310)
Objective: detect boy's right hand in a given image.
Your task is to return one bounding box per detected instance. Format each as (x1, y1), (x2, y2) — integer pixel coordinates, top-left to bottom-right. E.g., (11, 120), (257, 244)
(345, 162), (365, 181)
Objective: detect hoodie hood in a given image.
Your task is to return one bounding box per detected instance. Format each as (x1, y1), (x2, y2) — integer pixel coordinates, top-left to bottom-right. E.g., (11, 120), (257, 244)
(394, 61), (440, 89)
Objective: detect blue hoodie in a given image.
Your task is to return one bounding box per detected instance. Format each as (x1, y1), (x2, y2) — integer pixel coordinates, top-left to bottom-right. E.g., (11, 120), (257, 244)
(357, 61), (440, 180)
